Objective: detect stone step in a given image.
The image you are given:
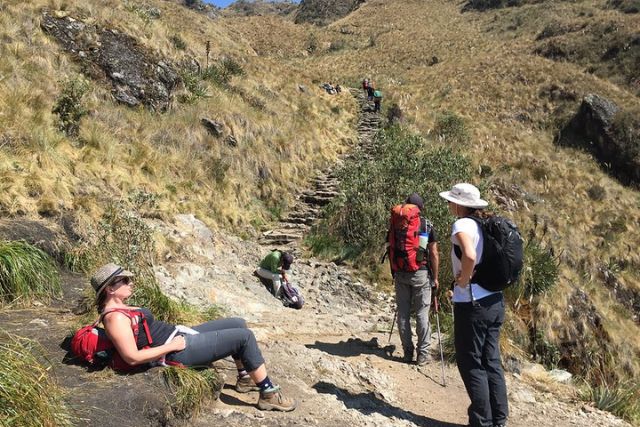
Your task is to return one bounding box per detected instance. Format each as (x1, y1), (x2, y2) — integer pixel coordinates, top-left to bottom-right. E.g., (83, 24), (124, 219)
(302, 190), (340, 198)
(262, 231), (302, 244)
(302, 194), (335, 206)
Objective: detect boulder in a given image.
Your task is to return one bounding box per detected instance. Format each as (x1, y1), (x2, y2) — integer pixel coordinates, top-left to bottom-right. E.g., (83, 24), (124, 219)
(295, 0), (366, 26)
(201, 118), (225, 137)
(41, 13), (179, 111)
(557, 94), (640, 186)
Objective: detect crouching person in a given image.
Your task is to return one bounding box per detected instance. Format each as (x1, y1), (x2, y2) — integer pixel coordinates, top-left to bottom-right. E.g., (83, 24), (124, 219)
(93, 263), (297, 412)
(255, 250), (294, 298)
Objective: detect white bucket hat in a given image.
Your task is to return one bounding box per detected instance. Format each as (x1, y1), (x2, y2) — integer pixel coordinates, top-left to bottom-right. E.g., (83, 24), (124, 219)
(439, 183), (488, 209)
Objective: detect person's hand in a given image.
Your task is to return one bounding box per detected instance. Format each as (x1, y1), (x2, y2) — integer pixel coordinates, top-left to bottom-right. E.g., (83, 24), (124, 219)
(432, 279), (440, 290)
(170, 335), (186, 352)
(455, 274), (469, 288)
(446, 290), (454, 300)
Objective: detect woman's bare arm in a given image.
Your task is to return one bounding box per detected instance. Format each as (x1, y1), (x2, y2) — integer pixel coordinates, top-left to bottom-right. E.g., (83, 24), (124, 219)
(454, 231), (476, 287)
(104, 312), (186, 366)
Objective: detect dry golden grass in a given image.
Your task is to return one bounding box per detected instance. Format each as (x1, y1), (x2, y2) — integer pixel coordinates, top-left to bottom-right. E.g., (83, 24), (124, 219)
(219, 0), (640, 382)
(1, 0), (639, 388)
(0, 0), (357, 233)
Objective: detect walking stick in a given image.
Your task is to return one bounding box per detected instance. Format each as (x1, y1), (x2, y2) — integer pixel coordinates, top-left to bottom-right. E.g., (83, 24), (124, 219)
(388, 307), (397, 343)
(433, 291), (446, 387)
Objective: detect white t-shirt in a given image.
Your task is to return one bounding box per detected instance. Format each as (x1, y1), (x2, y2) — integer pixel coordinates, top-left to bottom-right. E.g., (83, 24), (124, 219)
(450, 218), (496, 302)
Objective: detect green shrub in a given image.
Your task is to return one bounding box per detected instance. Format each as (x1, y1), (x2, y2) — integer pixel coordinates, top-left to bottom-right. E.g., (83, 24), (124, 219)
(170, 34), (187, 50)
(505, 226), (559, 302)
(201, 58), (246, 87)
(309, 126), (472, 283)
(179, 70), (208, 104)
(71, 193), (218, 324)
(0, 240), (61, 304)
(582, 380), (640, 425)
(433, 111), (470, 145)
(0, 332), (73, 426)
(307, 33), (318, 53)
(162, 366), (223, 418)
(52, 76), (90, 137)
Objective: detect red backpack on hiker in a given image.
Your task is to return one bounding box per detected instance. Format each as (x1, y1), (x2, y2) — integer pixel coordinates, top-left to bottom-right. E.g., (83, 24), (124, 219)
(71, 308), (153, 372)
(388, 203), (423, 273)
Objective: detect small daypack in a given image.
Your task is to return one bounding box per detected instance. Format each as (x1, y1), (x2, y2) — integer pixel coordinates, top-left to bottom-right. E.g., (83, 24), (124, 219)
(71, 308), (153, 372)
(388, 204), (426, 273)
(469, 215), (524, 291)
(279, 282), (304, 310)
(373, 90), (382, 99)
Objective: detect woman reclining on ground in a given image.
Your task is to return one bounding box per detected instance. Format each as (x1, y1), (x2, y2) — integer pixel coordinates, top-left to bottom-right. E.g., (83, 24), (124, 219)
(92, 262), (297, 412)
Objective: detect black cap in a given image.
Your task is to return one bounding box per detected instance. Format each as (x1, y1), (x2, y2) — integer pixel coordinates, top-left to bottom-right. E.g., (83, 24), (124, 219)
(406, 193), (424, 211)
(282, 252), (294, 270)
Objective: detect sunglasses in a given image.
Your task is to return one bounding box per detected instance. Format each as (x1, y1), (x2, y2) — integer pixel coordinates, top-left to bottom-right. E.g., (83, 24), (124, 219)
(113, 276), (132, 286)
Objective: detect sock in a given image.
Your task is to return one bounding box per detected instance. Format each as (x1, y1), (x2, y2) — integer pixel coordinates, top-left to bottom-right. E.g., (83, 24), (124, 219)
(256, 376), (276, 393)
(237, 369), (248, 378)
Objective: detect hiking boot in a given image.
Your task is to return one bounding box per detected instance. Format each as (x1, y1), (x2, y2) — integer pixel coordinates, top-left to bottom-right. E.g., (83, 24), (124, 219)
(257, 386), (298, 412)
(402, 351), (414, 364)
(417, 353), (432, 366)
(235, 375), (260, 393)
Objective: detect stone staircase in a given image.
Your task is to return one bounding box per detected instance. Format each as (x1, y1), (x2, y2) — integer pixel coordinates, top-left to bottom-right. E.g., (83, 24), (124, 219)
(261, 88), (382, 247)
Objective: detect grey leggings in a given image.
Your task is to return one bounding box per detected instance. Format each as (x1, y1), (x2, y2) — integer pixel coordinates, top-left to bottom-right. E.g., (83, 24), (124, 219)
(166, 317), (265, 372)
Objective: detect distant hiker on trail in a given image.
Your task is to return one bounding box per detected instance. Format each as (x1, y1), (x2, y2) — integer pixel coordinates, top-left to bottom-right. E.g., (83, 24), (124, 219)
(335, 83), (342, 94)
(373, 89), (383, 113)
(367, 82), (375, 101)
(439, 183), (513, 427)
(362, 78), (369, 95)
(388, 193), (440, 366)
(255, 250), (304, 309)
(87, 263), (298, 412)
(322, 82), (336, 95)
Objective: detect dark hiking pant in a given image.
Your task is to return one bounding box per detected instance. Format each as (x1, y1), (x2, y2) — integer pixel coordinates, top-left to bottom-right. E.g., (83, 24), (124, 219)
(167, 317), (265, 372)
(454, 292), (508, 427)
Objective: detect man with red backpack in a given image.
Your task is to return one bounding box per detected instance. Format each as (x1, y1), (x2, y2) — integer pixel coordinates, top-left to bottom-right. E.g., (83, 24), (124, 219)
(388, 193), (440, 365)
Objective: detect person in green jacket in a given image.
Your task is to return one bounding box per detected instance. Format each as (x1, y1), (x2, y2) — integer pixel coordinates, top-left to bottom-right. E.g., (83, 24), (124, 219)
(255, 250), (294, 297)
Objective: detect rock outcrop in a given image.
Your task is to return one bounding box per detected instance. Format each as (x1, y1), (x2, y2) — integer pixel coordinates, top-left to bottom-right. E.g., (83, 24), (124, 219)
(557, 94), (640, 187)
(41, 13), (179, 111)
(294, 0), (366, 26)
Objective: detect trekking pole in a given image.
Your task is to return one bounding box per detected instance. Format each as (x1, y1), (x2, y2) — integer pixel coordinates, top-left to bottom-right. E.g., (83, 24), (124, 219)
(388, 307), (397, 343)
(433, 291), (446, 387)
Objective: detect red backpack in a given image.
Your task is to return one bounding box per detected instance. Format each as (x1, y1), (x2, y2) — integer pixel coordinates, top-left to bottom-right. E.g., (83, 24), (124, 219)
(71, 308), (153, 372)
(388, 203), (424, 273)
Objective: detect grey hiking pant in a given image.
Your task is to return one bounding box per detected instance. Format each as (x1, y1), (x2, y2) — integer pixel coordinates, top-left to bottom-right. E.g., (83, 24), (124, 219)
(167, 317), (265, 372)
(394, 269), (431, 359)
(454, 292), (508, 427)
(255, 267), (283, 297)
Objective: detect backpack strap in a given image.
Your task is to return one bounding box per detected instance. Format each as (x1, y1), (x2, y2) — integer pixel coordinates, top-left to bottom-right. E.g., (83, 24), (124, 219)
(100, 308), (153, 347)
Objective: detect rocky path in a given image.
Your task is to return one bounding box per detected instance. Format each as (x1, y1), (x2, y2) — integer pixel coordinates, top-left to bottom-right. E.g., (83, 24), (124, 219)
(0, 94), (632, 426)
(261, 88), (382, 247)
(153, 215), (631, 427)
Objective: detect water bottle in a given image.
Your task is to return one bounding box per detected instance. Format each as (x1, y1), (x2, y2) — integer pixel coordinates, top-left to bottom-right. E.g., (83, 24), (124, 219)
(416, 232), (428, 262)
(419, 232), (429, 250)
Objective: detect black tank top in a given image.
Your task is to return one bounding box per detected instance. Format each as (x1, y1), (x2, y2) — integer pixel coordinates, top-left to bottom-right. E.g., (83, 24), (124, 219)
(136, 308), (175, 348)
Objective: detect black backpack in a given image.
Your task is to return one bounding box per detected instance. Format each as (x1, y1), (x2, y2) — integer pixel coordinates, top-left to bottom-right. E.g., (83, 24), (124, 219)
(469, 215), (523, 291)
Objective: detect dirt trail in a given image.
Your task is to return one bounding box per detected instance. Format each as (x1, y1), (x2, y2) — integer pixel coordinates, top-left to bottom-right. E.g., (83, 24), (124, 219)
(0, 93), (632, 427)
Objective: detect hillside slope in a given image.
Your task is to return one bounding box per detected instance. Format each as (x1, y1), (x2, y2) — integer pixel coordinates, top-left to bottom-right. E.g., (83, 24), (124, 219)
(1, 0), (639, 424)
(224, 0), (640, 401)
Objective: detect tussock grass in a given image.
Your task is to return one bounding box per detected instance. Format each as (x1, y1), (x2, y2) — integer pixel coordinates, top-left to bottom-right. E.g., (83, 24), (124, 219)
(0, 0), (356, 230)
(0, 240), (61, 304)
(162, 366), (223, 418)
(0, 331), (73, 426)
(581, 380), (640, 425)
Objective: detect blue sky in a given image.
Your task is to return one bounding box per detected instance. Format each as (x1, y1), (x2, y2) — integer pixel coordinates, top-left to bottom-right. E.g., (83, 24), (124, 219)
(205, 0), (300, 7)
